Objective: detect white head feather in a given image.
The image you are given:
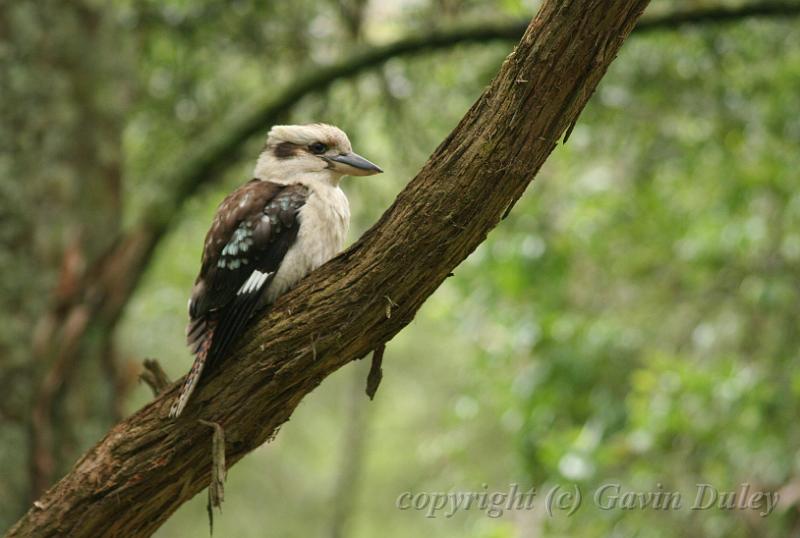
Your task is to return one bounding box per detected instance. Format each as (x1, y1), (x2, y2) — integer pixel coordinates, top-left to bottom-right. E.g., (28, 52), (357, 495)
(254, 123), (380, 186)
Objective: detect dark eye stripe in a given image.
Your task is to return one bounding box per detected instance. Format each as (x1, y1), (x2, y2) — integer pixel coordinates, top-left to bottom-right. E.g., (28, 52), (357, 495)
(273, 142), (298, 159)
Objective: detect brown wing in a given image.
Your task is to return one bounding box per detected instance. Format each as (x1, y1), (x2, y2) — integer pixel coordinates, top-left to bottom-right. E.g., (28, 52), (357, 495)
(171, 180), (307, 418)
(187, 179), (308, 358)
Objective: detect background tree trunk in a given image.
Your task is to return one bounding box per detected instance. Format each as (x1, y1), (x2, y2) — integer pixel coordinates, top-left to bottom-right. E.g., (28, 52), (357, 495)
(0, 1), (134, 512)
(5, 0), (650, 535)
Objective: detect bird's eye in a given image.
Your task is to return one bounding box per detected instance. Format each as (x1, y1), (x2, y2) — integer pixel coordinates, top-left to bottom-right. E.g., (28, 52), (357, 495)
(309, 142), (328, 154)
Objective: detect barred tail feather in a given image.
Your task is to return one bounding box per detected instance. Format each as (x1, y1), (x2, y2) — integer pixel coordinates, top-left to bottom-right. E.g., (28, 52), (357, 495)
(170, 319), (214, 418)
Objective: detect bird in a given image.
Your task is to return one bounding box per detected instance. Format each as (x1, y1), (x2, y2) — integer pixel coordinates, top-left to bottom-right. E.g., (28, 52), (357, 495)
(169, 123), (382, 418)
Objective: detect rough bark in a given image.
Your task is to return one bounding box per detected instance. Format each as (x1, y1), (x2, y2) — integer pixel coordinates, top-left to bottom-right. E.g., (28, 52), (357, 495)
(3, 0), (669, 535)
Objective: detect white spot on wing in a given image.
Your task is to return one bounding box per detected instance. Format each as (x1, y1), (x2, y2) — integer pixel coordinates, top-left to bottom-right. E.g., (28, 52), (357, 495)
(237, 270), (271, 296)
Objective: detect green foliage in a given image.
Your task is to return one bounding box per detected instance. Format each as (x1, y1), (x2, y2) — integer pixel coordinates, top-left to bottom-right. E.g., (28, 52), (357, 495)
(450, 17), (800, 537)
(3, 0), (800, 535)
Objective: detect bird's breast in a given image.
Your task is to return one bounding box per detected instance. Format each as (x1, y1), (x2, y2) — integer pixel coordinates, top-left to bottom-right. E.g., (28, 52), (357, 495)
(265, 184), (350, 302)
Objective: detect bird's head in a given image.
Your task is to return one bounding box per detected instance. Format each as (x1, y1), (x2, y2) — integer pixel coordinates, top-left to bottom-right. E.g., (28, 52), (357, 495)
(255, 123), (382, 185)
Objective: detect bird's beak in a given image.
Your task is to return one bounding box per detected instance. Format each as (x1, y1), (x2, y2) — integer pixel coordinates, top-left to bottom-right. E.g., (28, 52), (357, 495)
(325, 152), (383, 176)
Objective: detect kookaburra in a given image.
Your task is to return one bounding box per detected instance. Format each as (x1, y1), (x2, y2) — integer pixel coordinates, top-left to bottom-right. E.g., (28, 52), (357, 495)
(169, 123), (382, 418)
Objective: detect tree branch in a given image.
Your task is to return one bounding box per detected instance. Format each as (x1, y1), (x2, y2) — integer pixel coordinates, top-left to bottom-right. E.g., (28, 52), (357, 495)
(7, 0), (650, 535)
(636, 1), (800, 30)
